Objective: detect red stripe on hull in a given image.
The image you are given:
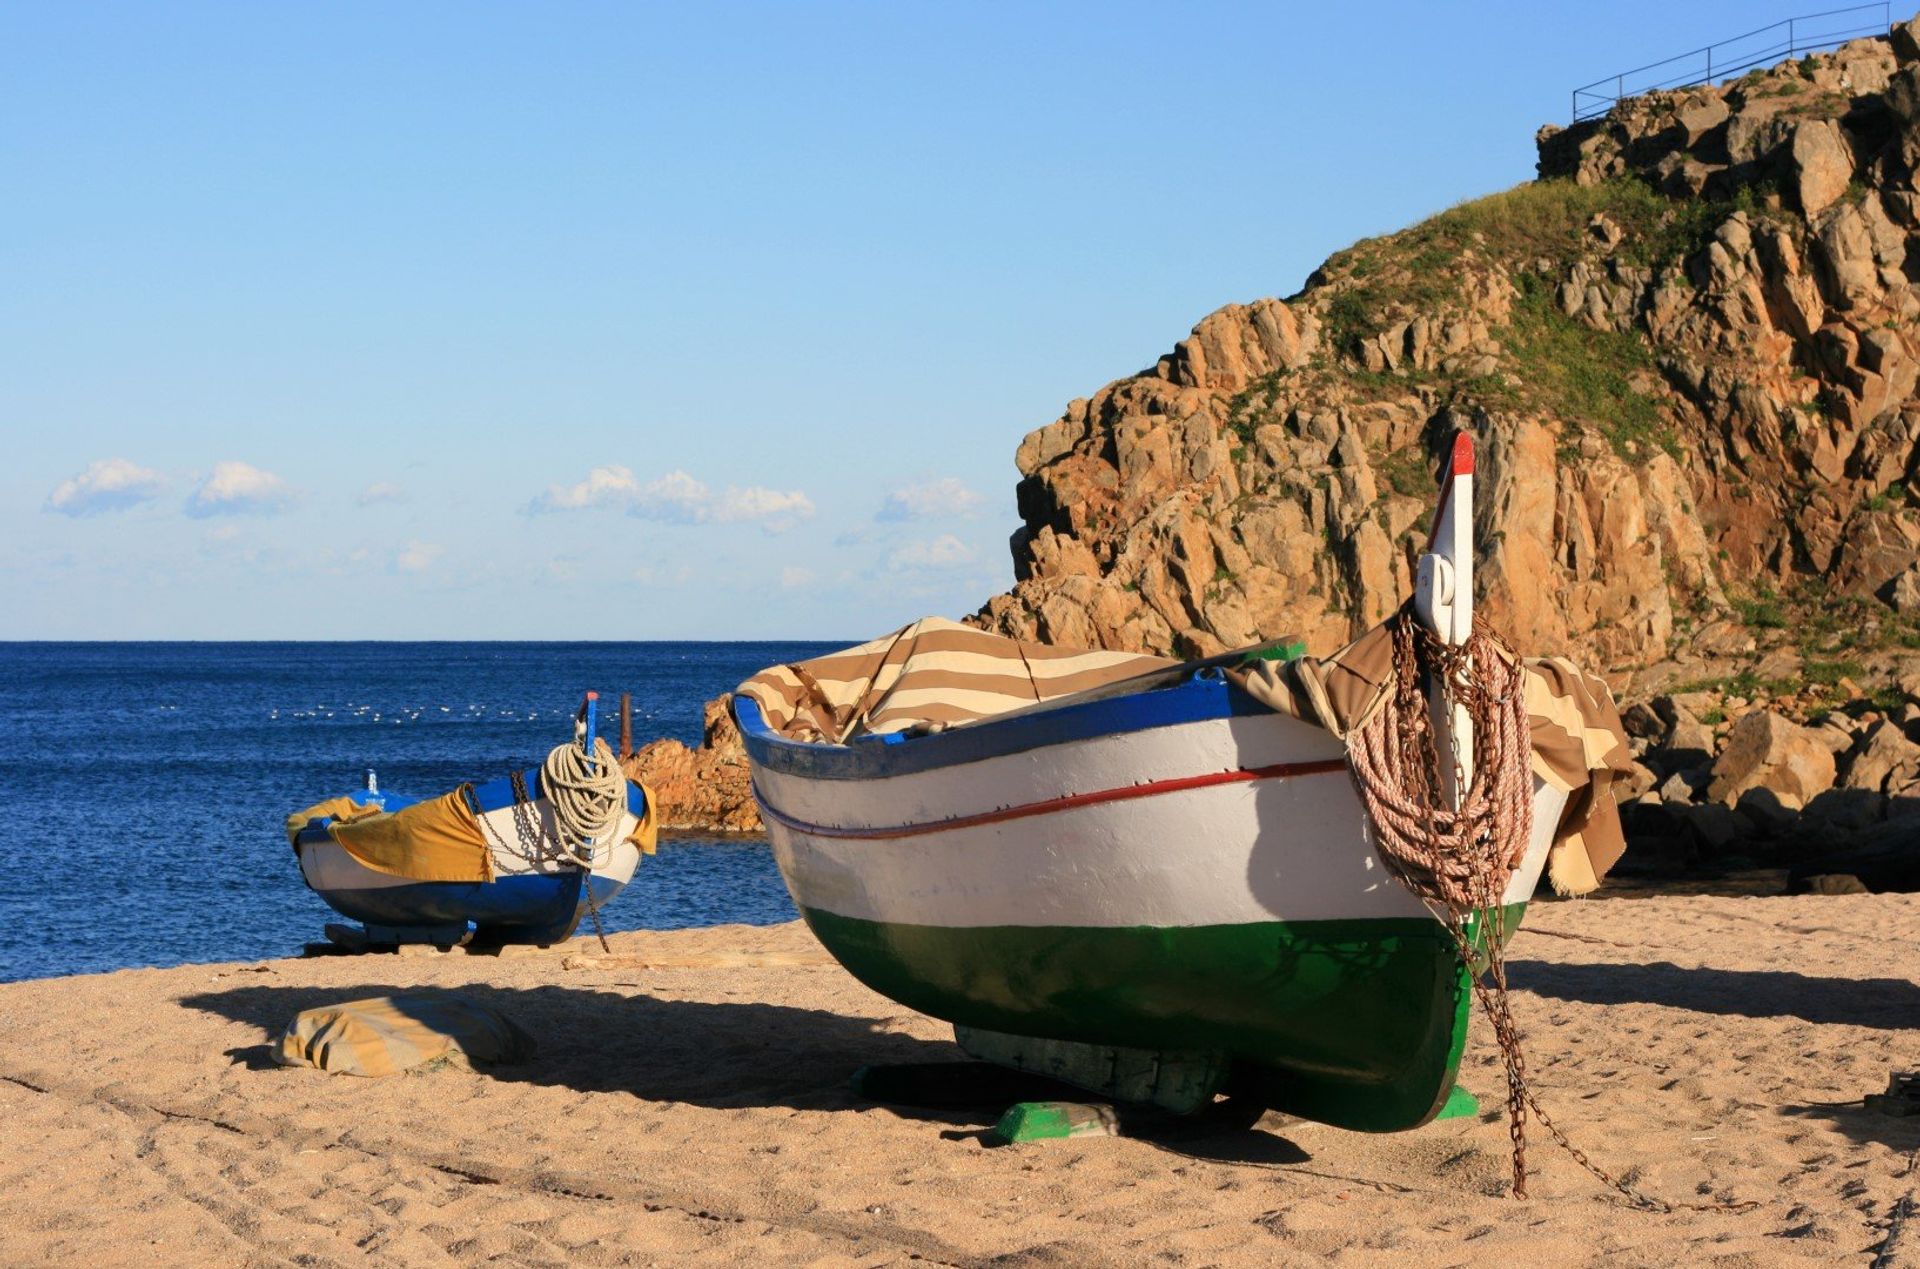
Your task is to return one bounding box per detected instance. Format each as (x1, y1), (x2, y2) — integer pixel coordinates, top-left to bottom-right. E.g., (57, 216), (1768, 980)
(755, 758), (1351, 841)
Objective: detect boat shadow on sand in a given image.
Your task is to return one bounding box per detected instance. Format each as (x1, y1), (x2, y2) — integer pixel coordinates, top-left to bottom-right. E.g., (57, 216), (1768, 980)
(1507, 958), (1920, 1149)
(181, 983), (1311, 1166)
(1506, 959), (1920, 1030)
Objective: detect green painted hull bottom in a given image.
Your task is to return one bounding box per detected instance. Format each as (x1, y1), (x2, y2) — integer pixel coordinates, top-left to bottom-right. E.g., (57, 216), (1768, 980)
(799, 904), (1526, 1134)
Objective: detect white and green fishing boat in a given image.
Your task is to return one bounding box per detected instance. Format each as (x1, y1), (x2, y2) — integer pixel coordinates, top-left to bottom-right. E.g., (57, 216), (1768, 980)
(733, 436), (1627, 1132)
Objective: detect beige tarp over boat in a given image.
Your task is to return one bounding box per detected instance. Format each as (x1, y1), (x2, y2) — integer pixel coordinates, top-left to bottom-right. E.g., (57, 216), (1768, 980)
(738, 614), (1631, 896)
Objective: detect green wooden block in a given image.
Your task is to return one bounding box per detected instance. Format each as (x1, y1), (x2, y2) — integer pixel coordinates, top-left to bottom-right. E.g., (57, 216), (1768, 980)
(1434, 1085), (1479, 1120)
(992, 1101), (1120, 1143)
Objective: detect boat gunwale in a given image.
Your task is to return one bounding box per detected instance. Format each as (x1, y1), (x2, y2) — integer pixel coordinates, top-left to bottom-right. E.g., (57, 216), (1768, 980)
(734, 669), (1288, 783)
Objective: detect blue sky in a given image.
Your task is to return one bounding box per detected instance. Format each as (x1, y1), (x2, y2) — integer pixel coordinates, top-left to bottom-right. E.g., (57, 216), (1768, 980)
(1, 0), (1796, 639)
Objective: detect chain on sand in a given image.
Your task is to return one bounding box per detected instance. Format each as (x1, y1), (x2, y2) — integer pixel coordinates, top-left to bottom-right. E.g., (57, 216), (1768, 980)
(1347, 611), (1754, 1213)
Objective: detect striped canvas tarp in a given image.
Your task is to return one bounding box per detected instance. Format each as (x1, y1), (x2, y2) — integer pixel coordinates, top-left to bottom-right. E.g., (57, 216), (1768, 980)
(737, 616), (1174, 744)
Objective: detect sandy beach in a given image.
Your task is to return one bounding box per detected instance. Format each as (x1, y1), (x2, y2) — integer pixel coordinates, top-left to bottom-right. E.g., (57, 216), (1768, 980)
(0, 894), (1915, 1267)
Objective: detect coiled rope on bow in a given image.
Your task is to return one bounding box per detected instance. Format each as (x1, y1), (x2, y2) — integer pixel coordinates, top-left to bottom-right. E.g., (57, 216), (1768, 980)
(1346, 612), (1534, 907)
(541, 736), (627, 868)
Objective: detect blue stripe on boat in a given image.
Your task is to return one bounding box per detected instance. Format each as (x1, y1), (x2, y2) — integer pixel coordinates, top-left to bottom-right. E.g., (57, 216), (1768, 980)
(735, 668), (1266, 781)
(467, 770), (650, 818)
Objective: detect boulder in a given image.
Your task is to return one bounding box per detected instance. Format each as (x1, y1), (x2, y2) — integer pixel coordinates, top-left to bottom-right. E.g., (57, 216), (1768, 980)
(1802, 785), (1888, 832)
(1736, 785), (1802, 834)
(1891, 565), (1920, 615)
(1664, 711), (1719, 769)
(1890, 778), (1920, 818)
(1811, 718), (1862, 755)
(1894, 16), (1920, 65)
(1789, 120), (1854, 218)
(1658, 768), (1710, 803)
(1619, 799), (1702, 863)
(1619, 760), (1660, 801)
(1681, 802), (1744, 850)
(1800, 873), (1871, 895)
(1845, 719), (1920, 793)
(1707, 711), (1838, 810)
(1620, 699), (1666, 740)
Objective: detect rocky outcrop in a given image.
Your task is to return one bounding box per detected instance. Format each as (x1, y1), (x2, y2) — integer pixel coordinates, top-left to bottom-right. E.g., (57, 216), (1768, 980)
(1616, 672), (1920, 870)
(622, 696), (761, 833)
(972, 24), (1920, 696)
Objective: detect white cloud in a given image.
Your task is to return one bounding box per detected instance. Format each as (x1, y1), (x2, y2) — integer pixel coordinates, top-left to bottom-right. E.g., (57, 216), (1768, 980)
(887, 534), (978, 571)
(630, 470), (814, 527)
(629, 470), (713, 520)
(45, 458), (166, 516)
(532, 465), (814, 529)
(527, 465), (641, 513)
(187, 461), (295, 517)
(877, 477), (983, 522)
(356, 481), (406, 507)
(779, 565), (815, 589)
(395, 540), (444, 572)
(708, 484), (815, 525)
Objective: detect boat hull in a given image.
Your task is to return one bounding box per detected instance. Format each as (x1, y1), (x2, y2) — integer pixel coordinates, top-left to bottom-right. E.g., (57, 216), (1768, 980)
(742, 673), (1566, 1131)
(294, 772), (645, 945)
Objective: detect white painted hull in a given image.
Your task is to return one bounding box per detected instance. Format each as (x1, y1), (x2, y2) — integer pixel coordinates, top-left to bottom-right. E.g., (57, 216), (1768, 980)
(757, 709), (1567, 932)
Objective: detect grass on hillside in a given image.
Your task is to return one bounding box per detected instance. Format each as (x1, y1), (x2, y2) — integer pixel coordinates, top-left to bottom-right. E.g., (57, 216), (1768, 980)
(1502, 275), (1680, 459)
(1302, 179), (1698, 460)
(1324, 177), (1726, 297)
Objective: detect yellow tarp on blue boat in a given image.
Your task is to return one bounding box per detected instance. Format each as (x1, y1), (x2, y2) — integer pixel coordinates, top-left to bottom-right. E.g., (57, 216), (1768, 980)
(285, 789), (493, 883)
(325, 789), (495, 882)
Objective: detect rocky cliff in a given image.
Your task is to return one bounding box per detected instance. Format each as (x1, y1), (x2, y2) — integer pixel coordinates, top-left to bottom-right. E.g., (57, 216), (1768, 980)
(975, 21), (1920, 698)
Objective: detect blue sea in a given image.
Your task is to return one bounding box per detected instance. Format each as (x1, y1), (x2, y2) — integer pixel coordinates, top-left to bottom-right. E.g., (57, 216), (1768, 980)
(0, 641), (840, 983)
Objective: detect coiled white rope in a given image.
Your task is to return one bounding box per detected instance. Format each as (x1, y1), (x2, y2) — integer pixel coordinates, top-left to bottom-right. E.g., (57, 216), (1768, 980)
(541, 737), (626, 868)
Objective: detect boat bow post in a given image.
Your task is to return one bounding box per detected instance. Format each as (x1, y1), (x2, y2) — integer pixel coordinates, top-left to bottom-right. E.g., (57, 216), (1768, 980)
(1413, 433), (1476, 808)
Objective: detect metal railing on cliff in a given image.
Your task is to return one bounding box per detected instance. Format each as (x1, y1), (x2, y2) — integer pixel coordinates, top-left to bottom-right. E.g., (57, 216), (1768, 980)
(1571, 3), (1892, 122)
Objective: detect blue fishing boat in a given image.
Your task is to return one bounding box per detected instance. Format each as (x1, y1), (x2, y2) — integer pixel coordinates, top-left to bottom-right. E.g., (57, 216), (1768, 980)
(286, 693), (656, 946)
